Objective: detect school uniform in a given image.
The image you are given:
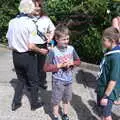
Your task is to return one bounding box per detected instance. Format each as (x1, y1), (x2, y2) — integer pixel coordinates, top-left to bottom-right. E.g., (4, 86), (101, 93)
(97, 46), (120, 117)
(6, 15), (43, 110)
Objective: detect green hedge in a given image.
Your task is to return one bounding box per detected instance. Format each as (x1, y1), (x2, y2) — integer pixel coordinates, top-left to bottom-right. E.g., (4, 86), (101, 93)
(1, 0), (120, 64)
(44, 0), (120, 64)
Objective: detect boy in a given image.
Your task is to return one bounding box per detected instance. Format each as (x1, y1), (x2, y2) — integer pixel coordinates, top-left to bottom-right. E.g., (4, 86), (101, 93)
(97, 27), (120, 120)
(44, 24), (80, 120)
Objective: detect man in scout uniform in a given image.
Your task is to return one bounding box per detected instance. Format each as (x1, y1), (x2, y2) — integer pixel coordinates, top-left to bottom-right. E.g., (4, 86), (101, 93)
(6, 0), (48, 111)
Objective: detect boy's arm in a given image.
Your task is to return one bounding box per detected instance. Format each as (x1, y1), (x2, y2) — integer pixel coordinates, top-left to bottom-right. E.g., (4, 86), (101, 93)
(43, 50), (59, 72)
(73, 48), (81, 66)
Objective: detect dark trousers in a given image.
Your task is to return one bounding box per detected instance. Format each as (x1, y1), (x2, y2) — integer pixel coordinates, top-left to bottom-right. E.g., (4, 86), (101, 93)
(37, 53), (47, 86)
(12, 51), (39, 105)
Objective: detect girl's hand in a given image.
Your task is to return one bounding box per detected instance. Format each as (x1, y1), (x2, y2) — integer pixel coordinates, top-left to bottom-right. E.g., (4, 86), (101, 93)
(57, 63), (67, 69)
(100, 98), (108, 106)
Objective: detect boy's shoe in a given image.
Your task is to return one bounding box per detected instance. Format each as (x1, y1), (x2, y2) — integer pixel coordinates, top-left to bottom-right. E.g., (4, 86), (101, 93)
(62, 114), (69, 120)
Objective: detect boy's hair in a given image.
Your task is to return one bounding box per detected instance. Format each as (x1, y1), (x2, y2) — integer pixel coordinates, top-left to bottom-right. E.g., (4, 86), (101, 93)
(103, 27), (120, 43)
(54, 24), (70, 39)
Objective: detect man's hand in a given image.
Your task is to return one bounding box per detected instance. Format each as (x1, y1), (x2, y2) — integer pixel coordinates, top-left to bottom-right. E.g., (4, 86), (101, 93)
(100, 98), (108, 106)
(40, 48), (48, 55)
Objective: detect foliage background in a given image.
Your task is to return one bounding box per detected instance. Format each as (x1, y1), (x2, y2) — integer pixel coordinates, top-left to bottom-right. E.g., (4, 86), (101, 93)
(0, 0), (120, 64)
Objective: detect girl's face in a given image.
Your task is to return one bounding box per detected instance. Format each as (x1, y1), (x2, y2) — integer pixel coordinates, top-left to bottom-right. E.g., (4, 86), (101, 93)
(32, 0), (41, 16)
(102, 38), (112, 49)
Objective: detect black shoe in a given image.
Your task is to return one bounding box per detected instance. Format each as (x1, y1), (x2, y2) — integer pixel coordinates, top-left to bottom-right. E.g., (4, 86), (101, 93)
(39, 84), (48, 90)
(31, 102), (44, 111)
(12, 102), (21, 111)
(53, 117), (59, 120)
(62, 114), (69, 120)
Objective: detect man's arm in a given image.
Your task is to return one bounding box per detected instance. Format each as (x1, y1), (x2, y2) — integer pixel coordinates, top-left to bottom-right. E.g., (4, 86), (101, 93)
(28, 22), (48, 54)
(28, 43), (48, 55)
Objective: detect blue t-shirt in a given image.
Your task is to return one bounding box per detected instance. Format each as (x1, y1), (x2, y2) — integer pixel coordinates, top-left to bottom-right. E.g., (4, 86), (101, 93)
(46, 45), (79, 82)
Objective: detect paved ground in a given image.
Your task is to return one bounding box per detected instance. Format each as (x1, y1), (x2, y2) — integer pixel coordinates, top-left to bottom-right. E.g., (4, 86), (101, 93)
(0, 46), (120, 120)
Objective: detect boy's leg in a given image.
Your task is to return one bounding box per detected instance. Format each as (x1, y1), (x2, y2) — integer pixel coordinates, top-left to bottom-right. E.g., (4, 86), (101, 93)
(53, 105), (59, 117)
(51, 80), (65, 118)
(62, 83), (72, 120)
(63, 102), (70, 115)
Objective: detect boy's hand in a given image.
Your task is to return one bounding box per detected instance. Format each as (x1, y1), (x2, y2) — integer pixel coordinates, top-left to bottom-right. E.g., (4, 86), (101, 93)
(100, 98), (108, 106)
(67, 61), (74, 68)
(57, 62), (67, 69)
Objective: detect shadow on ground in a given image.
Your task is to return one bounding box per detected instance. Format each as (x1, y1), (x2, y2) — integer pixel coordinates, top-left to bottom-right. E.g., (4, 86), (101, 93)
(71, 93), (98, 120)
(10, 78), (31, 105)
(9, 78), (99, 120)
(76, 69), (97, 89)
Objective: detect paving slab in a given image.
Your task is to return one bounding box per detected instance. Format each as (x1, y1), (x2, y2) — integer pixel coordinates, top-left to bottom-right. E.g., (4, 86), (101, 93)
(0, 47), (120, 120)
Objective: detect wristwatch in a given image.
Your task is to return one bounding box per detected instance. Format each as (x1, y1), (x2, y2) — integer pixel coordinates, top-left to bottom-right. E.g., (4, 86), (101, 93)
(103, 94), (109, 99)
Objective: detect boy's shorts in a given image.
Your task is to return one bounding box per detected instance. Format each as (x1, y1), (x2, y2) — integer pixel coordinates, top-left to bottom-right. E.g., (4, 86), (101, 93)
(97, 96), (113, 117)
(51, 80), (72, 105)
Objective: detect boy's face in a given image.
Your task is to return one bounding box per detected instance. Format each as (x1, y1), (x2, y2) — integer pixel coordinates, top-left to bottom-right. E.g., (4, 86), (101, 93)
(56, 35), (70, 48)
(102, 38), (112, 49)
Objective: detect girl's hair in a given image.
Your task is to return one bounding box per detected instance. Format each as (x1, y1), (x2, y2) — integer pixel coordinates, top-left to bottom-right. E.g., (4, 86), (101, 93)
(54, 24), (70, 39)
(103, 26), (120, 44)
(33, 0), (46, 16)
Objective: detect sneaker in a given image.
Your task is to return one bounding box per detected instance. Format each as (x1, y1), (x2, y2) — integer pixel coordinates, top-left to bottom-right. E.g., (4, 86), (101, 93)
(62, 114), (69, 120)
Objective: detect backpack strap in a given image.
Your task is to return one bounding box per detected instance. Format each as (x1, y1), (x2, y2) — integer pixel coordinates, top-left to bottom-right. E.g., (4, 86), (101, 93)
(32, 19), (47, 43)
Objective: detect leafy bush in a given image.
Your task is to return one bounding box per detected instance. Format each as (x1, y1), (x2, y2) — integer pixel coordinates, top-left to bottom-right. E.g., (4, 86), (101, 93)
(0, 0), (19, 43)
(44, 0), (120, 64)
(1, 0), (120, 64)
